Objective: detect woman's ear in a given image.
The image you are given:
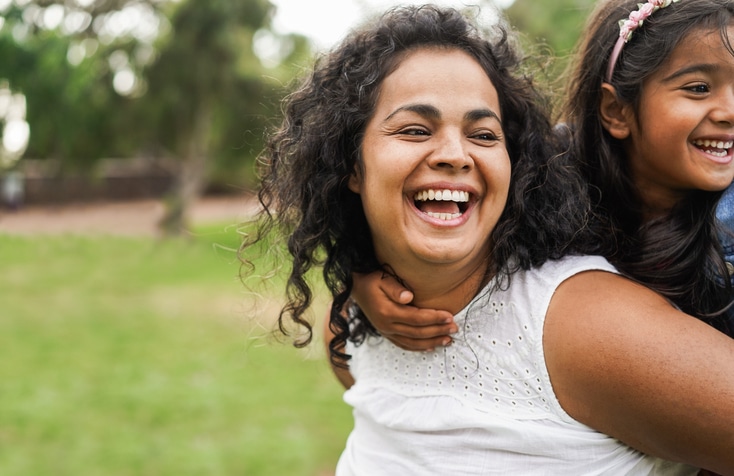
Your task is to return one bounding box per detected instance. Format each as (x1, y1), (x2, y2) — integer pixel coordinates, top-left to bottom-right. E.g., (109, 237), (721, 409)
(599, 83), (632, 140)
(348, 169), (362, 194)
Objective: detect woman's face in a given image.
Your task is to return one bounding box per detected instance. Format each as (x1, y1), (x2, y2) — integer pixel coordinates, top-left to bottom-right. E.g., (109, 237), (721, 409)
(349, 47), (511, 280)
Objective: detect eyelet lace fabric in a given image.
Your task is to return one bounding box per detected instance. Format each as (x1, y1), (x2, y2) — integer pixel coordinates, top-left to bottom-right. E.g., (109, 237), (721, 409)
(351, 292), (553, 417)
(337, 255), (700, 476)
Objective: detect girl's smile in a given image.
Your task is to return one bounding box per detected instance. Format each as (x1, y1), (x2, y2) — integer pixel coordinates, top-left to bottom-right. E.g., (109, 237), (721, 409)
(622, 24), (734, 212)
(690, 138), (734, 163)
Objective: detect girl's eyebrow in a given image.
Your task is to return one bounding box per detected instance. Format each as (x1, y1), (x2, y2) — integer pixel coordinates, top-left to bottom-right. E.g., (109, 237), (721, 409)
(384, 103), (502, 125)
(661, 63), (718, 83)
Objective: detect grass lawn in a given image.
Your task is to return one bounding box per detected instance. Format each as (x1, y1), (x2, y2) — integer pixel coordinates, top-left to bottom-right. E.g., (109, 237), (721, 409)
(0, 224), (352, 475)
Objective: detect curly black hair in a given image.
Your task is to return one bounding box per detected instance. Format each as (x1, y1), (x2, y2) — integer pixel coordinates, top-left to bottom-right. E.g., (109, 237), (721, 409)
(242, 4), (595, 366)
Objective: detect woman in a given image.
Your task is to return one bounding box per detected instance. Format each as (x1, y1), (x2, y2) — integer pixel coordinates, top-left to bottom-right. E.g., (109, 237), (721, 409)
(242, 4), (734, 473)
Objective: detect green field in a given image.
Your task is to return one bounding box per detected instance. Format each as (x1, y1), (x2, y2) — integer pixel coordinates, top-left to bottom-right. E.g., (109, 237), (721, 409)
(0, 225), (352, 475)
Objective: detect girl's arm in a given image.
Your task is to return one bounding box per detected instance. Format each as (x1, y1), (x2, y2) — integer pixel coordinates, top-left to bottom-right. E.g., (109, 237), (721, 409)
(352, 271), (457, 351)
(545, 270), (734, 474)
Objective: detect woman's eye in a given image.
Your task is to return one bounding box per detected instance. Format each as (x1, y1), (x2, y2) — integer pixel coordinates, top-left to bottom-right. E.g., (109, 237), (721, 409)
(399, 128), (429, 136)
(472, 132), (499, 142)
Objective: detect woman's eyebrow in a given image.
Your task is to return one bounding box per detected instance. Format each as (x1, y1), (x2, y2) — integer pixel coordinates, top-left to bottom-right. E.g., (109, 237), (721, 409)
(384, 103), (441, 122)
(383, 104), (502, 125)
(465, 108), (501, 125)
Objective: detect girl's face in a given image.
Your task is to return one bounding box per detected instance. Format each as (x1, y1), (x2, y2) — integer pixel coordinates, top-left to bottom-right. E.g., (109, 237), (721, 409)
(349, 47), (510, 282)
(623, 24), (734, 213)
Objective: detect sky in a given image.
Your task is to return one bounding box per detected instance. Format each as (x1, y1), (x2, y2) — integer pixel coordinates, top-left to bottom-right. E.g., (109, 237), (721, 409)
(269, 0), (515, 50)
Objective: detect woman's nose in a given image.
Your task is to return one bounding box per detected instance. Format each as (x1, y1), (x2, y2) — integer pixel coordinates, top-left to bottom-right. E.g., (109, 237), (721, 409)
(428, 133), (473, 171)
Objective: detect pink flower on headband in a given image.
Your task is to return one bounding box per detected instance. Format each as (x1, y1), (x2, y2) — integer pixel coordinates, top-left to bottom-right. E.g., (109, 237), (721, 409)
(606, 0), (681, 83)
(621, 4), (655, 39)
(631, 3), (655, 21)
(620, 20), (637, 41)
(618, 0), (680, 42)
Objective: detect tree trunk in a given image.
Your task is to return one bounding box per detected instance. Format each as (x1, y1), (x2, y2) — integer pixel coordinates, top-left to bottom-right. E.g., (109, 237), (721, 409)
(159, 102), (213, 236)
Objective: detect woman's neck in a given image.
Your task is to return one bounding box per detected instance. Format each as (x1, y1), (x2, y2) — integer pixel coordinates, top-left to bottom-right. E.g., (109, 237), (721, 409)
(400, 260), (492, 315)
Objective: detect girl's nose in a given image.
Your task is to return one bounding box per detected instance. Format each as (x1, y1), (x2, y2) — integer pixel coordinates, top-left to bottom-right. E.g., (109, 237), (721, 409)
(712, 89), (734, 127)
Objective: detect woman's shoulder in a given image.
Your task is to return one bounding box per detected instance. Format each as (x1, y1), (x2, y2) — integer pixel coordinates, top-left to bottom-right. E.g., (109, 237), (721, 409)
(543, 264), (734, 470)
(473, 255), (619, 352)
(503, 254), (618, 311)
(531, 254), (617, 279)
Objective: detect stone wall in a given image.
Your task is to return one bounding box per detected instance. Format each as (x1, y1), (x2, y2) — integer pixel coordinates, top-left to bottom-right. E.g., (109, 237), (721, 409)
(3, 158), (176, 205)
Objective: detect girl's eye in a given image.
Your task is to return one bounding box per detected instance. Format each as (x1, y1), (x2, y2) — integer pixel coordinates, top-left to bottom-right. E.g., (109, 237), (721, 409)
(685, 83), (710, 94)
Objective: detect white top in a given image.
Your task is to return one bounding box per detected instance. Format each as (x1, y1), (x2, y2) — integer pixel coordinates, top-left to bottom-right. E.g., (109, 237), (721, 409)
(336, 255), (698, 476)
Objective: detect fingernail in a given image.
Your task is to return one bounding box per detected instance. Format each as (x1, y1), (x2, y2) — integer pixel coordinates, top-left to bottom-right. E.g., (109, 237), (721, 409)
(425, 348), (434, 353)
(442, 338), (452, 346)
(449, 326), (458, 334)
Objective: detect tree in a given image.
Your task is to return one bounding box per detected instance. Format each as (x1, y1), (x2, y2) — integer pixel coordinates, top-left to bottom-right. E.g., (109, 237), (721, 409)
(0, 0), (310, 234)
(136, 0), (310, 234)
(0, 3), (145, 167)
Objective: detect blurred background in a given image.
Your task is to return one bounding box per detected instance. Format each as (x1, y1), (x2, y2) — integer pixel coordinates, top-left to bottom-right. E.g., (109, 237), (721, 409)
(0, 0), (594, 474)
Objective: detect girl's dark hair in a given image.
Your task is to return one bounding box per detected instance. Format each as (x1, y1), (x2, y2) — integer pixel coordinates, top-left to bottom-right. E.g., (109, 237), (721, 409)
(562, 0), (734, 332)
(243, 4), (594, 366)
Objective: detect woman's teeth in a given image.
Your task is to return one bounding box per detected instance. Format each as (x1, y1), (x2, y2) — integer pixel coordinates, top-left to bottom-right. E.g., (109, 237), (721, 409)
(425, 211), (462, 220)
(414, 189), (469, 202)
(413, 189), (470, 221)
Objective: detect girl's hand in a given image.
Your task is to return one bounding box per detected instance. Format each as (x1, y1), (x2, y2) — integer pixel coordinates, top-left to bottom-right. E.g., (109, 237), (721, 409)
(352, 271), (457, 351)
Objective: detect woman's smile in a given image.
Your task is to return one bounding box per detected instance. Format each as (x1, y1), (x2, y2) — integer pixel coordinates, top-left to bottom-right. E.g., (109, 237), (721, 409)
(349, 46), (510, 284)
(411, 187), (475, 223)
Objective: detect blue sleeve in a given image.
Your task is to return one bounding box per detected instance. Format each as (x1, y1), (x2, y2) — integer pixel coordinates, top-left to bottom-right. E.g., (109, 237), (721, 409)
(716, 185), (734, 269)
(715, 184), (734, 326)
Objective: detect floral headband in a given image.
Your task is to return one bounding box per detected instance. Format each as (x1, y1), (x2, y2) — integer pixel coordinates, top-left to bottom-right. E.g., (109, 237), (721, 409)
(605, 0), (681, 82)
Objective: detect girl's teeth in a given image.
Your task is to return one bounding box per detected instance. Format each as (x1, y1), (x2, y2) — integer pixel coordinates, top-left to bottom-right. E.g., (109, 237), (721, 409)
(693, 139), (733, 149)
(692, 139), (733, 158)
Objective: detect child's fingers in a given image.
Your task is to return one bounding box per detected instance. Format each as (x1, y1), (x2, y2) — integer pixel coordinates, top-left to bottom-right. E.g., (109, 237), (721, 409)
(383, 320), (457, 340)
(376, 273), (414, 304)
(379, 311), (458, 352)
(385, 306), (455, 328)
(383, 333), (454, 352)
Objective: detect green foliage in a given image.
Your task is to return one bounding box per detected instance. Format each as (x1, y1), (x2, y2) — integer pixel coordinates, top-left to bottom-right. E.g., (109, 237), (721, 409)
(505, 0), (596, 95)
(0, 0), (312, 189)
(0, 27), (135, 167)
(0, 230), (351, 475)
(507, 0), (595, 56)
(136, 0), (307, 186)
